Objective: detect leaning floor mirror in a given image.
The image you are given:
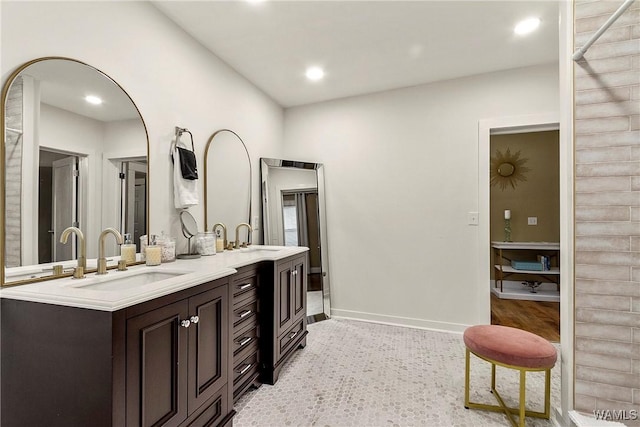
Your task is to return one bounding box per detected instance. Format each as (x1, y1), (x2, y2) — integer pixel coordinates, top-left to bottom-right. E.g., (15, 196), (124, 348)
(260, 158), (330, 322)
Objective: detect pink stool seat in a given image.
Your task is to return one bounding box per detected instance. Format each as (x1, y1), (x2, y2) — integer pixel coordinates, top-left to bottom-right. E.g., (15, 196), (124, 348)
(463, 325), (557, 369)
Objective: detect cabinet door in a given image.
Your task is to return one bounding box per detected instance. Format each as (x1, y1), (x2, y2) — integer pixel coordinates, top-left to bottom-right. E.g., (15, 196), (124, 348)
(276, 261), (294, 337)
(127, 300), (189, 427)
(292, 257), (306, 319)
(187, 287), (229, 414)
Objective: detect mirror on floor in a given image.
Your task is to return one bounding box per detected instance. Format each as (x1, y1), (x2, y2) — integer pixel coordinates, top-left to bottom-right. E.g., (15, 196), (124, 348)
(260, 158), (330, 322)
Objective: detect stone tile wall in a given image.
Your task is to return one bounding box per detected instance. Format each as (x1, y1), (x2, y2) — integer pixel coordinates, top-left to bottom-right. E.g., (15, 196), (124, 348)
(4, 76), (22, 268)
(574, 1), (640, 424)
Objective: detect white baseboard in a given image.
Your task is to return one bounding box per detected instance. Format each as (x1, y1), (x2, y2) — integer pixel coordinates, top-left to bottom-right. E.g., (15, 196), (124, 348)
(331, 308), (468, 334)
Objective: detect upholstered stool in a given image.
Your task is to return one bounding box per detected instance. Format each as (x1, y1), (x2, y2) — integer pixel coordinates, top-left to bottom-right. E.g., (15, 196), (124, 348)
(463, 325), (557, 427)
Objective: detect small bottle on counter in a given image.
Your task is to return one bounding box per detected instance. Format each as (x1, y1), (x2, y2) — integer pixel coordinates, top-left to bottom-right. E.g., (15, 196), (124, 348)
(145, 235), (162, 266)
(120, 233), (137, 264)
(215, 230), (224, 253)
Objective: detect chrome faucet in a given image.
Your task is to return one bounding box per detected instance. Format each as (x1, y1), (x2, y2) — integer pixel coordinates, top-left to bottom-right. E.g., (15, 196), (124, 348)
(60, 227), (87, 279)
(235, 223), (253, 249)
(97, 228), (124, 275)
(212, 223), (227, 250)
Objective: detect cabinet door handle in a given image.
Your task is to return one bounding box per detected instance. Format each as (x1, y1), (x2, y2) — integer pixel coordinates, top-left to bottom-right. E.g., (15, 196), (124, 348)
(289, 331), (298, 340)
(236, 363), (252, 375)
(181, 319), (191, 328)
(239, 310), (252, 318)
(190, 315), (199, 324)
(238, 283), (252, 290)
(237, 337), (252, 347)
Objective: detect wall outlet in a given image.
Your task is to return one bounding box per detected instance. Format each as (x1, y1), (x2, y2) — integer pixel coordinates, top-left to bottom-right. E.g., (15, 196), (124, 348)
(528, 217), (538, 226)
(252, 215), (260, 231)
(468, 212), (479, 226)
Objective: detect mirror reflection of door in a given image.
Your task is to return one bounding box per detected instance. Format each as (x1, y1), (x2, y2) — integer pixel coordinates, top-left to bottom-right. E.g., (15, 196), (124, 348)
(38, 149), (80, 263)
(282, 190), (323, 312)
(121, 160), (147, 252)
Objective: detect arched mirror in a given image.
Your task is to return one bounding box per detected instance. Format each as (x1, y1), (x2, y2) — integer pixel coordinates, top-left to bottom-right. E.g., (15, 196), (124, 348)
(260, 158), (330, 322)
(1, 57), (149, 286)
(203, 129), (252, 245)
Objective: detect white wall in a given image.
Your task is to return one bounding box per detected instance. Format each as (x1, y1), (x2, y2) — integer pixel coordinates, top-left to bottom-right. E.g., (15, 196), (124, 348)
(283, 63), (559, 330)
(1, 1), (284, 256)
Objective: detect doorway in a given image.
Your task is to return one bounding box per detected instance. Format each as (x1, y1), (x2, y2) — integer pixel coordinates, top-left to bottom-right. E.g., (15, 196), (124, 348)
(38, 149), (82, 264)
(488, 130), (560, 341)
(121, 160), (147, 251)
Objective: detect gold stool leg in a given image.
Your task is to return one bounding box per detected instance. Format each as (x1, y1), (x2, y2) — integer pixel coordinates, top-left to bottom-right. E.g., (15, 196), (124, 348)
(464, 348), (471, 408)
(519, 369), (526, 427)
(544, 368), (551, 418)
(491, 363), (496, 391)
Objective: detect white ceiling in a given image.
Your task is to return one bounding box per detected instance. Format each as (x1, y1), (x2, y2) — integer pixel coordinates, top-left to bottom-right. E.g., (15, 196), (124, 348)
(153, 0), (559, 108)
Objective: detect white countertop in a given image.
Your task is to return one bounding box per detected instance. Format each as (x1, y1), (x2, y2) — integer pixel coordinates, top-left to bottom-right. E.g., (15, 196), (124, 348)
(0, 246), (308, 312)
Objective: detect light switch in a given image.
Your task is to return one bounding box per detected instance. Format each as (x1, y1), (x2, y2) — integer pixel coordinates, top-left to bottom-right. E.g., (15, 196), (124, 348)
(528, 217), (538, 225)
(468, 212), (479, 226)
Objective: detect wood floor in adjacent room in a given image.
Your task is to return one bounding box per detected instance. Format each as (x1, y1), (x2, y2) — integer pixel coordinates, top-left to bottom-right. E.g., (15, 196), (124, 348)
(490, 293), (560, 342)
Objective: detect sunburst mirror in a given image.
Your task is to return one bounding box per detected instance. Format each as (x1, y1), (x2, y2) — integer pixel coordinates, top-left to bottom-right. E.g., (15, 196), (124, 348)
(490, 148), (530, 190)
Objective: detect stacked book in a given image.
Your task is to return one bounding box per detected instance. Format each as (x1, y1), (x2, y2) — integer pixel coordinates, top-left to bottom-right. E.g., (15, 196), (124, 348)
(537, 255), (551, 271)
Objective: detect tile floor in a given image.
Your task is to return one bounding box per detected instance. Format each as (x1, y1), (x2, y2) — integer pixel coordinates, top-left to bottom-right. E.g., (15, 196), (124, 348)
(307, 291), (324, 316)
(235, 318), (560, 426)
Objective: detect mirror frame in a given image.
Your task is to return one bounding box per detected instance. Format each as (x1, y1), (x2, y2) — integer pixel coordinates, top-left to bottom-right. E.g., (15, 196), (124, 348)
(1, 57), (150, 287)
(203, 129), (252, 234)
(260, 157), (331, 321)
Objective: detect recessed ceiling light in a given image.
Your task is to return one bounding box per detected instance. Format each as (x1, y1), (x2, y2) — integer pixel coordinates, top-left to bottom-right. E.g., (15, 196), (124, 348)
(514, 17), (541, 35)
(305, 67), (325, 81)
(247, 0), (266, 4)
(84, 95), (103, 105)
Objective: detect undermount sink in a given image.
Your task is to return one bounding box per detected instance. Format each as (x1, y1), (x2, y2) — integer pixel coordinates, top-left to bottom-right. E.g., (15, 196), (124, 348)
(65, 269), (186, 291)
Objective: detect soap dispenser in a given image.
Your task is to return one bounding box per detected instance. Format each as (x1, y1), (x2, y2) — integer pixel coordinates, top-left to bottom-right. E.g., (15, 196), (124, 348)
(215, 229), (224, 253)
(145, 235), (162, 266)
(120, 233), (137, 264)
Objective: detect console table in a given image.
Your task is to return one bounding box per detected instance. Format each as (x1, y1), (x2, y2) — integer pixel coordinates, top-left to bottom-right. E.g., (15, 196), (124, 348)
(492, 241), (560, 292)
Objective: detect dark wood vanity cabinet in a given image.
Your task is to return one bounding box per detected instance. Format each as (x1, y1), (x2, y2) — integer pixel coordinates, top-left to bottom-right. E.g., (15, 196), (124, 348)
(0, 278), (234, 427)
(0, 253), (309, 426)
(126, 285), (230, 427)
(261, 253), (308, 385)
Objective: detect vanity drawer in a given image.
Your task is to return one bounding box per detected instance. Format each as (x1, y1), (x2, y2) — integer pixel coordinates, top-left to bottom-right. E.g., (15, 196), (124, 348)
(232, 300), (259, 331)
(233, 354), (260, 403)
(233, 325), (259, 357)
(232, 274), (259, 307)
(276, 318), (305, 362)
(233, 351), (259, 389)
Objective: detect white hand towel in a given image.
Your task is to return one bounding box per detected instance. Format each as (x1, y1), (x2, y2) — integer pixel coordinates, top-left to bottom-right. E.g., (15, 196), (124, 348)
(173, 146), (199, 209)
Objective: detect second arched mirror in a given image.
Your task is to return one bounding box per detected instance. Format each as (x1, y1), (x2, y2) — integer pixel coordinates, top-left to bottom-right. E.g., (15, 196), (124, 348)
(203, 129), (252, 246)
